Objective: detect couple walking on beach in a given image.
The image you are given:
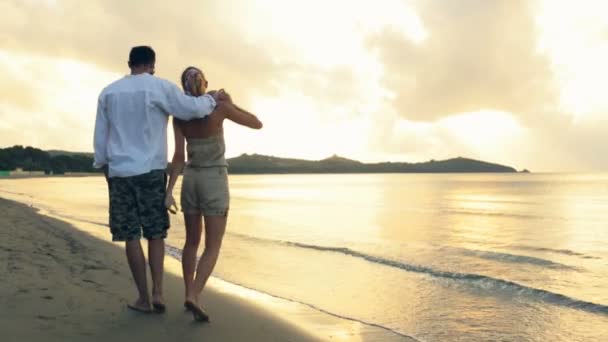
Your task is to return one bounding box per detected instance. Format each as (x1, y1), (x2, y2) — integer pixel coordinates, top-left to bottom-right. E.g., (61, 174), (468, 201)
(93, 46), (262, 322)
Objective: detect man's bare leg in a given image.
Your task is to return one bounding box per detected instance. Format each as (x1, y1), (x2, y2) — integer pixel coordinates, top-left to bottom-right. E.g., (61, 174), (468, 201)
(125, 239), (151, 311)
(148, 238), (165, 310)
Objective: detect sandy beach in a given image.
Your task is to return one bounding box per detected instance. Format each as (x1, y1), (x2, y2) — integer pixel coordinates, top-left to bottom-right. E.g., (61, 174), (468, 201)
(0, 198), (319, 341)
(0, 197), (410, 342)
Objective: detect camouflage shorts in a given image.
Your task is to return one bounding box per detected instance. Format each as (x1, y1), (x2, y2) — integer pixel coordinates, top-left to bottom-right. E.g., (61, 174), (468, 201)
(107, 169), (170, 241)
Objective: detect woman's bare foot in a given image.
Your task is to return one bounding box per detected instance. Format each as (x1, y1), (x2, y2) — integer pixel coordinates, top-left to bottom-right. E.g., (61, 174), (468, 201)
(184, 294), (198, 310)
(184, 299), (209, 322)
(151, 293), (166, 313)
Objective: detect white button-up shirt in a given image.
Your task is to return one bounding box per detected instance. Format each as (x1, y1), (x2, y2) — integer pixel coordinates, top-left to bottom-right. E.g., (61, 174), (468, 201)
(93, 73), (216, 178)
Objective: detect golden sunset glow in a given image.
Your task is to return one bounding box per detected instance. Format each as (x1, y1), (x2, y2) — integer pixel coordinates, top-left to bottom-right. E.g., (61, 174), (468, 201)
(537, 0), (608, 119)
(1, 0), (607, 171)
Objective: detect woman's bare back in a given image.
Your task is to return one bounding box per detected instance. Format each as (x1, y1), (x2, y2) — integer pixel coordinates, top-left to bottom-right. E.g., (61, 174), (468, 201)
(174, 113), (224, 140)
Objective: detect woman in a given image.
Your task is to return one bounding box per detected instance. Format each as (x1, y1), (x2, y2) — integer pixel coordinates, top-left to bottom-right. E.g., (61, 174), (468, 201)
(165, 66), (262, 322)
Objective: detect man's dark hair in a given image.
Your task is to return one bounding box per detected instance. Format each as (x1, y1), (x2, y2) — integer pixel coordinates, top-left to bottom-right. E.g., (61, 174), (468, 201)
(128, 46), (155, 68)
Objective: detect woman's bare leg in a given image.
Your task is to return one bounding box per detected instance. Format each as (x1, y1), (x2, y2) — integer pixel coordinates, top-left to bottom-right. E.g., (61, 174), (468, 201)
(182, 213), (203, 303)
(192, 215), (227, 299)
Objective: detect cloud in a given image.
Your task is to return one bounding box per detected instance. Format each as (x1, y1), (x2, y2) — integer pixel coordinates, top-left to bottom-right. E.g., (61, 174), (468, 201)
(0, 72), (42, 111)
(358, 0), (608, 171)
(2, 0), (394, 162)
(529, 113), (608, 171)
(0, 0), (389, 125)
(0, 0), (606, 171)
(0, 0), (283, 94)
(368, 0), (557, 121)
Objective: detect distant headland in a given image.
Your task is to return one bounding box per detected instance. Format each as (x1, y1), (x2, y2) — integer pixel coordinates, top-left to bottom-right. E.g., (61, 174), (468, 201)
(0, 145), (526, 175)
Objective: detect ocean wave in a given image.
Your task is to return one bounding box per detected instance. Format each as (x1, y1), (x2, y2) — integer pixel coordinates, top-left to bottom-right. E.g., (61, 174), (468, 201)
(226, 233), (608, 316)
(443, 208), (556, 220)
(287, 242), (608, 315)
(443, 247), (582, 270)
(509, 245), (600, 259)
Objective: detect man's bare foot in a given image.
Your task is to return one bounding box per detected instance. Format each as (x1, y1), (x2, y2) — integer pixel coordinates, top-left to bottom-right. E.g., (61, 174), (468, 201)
(127, 298), (152, 313)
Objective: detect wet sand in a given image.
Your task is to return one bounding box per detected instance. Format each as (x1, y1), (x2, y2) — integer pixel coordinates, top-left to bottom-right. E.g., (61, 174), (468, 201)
(0, 197), (412, 341)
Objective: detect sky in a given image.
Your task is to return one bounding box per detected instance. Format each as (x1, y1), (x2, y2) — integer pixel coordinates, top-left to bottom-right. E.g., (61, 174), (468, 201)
(0, 0), (607, 172)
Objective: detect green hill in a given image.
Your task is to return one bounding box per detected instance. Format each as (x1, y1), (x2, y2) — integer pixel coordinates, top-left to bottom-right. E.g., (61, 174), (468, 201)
(226, 154), (518, 174)
(0, 145), (521, 175)
(0, 146), (98, 174)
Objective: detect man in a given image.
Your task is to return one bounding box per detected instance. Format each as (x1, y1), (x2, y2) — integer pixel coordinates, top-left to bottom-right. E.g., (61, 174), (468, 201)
(93, 46), (228, 313)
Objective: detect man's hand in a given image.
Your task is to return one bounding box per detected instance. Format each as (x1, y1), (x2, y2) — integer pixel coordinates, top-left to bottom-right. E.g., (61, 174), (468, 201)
(165, 193), (178, 214)
(207, 89), (232, 103)
(207, 90), (220, 101)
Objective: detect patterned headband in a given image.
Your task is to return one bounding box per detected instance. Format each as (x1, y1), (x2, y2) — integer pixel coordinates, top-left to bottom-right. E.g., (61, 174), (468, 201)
(183, 67), (204, 96)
